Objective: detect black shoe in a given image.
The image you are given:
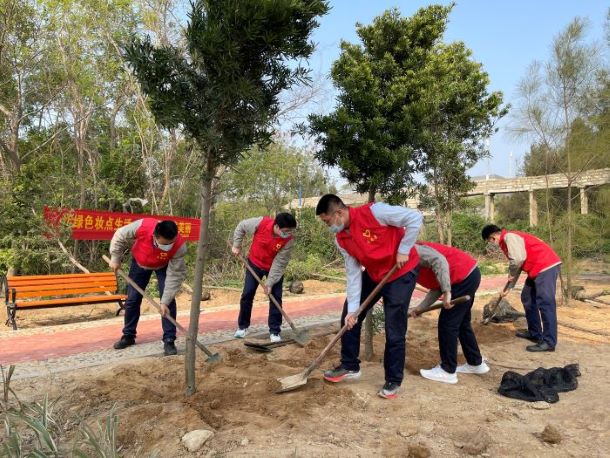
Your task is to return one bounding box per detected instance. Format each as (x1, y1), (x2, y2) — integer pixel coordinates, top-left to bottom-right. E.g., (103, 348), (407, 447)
(113, 335), (135, 349)
(164, 341), (178, 356)
(526, 342), (555, 352)
(515, 330), (541, 343)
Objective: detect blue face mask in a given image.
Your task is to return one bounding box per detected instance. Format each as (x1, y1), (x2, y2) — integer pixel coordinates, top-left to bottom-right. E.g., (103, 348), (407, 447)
(279, 231), (292, 239)
(328, 213), (344, 233)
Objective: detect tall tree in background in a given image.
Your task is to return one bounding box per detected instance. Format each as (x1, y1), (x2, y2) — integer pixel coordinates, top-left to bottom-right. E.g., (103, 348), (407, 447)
(512, 17), (606, 299)
(307, 5), (453, 360)
(416, 42), (506, 245)
(125, 0), (329, 395)
(0, 0), (53, 174)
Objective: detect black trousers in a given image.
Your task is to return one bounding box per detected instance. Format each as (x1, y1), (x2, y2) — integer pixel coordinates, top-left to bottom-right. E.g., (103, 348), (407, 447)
(237, 259), (283, 334)
(438, 267), (483, 373)
(122, 260), (177, 342)
(340, 268), (418, 385)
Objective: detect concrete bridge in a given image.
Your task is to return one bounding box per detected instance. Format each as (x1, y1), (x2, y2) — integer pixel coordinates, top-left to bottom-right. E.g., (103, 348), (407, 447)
(288, 168), (610, 226)
(469, 168), (610, 225)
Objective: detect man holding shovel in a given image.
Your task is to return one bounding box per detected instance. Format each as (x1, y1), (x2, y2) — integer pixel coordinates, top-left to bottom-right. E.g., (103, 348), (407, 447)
(231, 213), (297, 342)
(482, 224), (561, 352)
(411, 242), (489, 384)
(109, 219), (186, 356)
(316, 194), (422, 399)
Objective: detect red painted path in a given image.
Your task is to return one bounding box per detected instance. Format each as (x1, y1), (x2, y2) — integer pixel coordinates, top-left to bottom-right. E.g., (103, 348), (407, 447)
(0, 276), (509, 365)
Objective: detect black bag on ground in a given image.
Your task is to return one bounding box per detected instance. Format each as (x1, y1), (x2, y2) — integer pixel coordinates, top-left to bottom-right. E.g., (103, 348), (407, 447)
(498, 363), (581, 403)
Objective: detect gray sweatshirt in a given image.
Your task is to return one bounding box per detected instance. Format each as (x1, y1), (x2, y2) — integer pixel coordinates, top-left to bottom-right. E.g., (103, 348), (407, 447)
(337, 202), (423, 313)
(414, 244), (452, 309)
(109, 219), (187, 305)
(232, 217), (295, 288)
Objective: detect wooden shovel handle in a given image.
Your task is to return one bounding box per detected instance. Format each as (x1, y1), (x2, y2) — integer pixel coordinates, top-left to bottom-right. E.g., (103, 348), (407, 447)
(102, 256), (216, 357)
(303, 264), (400, 378)
(409, 294), (471, 316)
(228, 240), (299, 331)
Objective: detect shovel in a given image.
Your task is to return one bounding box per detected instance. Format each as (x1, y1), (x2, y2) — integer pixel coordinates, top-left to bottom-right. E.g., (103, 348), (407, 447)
(482, 279), (514, 325)
(231, 246), (310, 347)
(276, 265), (399, 393)
(408, 294), (472, 317)
(103, 255), (221, 362)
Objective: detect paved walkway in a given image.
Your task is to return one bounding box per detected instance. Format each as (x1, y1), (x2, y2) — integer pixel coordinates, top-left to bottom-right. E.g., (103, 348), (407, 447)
(0, 275), (510, 379)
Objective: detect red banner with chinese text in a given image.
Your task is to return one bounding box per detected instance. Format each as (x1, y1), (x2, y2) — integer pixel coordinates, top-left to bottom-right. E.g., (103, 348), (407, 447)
(43, 206), (200, 241)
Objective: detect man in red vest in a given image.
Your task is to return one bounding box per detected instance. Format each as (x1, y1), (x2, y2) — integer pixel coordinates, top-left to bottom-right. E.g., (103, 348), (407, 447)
(109, 219), (187, 356)
(316, 194), (423, 400)
(482, 224), (561, 352)
(231, 213), (297, 342)
(411, 242), (489, 384)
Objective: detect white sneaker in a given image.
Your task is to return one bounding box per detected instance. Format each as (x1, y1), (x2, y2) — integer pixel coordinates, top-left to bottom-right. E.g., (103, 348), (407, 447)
(456, 361), (490, 375)
(420, 365), (458, 384)
(234, 328), (248, 339)
(270, 333), (282, 343)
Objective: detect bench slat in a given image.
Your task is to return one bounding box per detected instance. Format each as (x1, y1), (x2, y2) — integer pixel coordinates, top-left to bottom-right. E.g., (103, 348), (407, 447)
(7, 273), (116, 284)
(14, 285), (121, 298)
(15, 294), (127, 308)
(7, 277), (117, 288)
(8, 278), (117, 293)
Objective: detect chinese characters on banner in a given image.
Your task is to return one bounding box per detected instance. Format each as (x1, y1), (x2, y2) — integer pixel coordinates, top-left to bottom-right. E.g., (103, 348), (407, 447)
(43, 206), (200, 241)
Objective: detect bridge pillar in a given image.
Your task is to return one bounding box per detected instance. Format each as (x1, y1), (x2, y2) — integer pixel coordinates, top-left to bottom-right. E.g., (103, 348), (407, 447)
(580, 187), (588, 215)
(485, 193), (495, 222)
(529, 190), (538, 226)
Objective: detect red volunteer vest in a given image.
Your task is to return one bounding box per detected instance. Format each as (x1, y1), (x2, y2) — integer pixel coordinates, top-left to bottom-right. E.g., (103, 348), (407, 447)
(336, 204), (419, 283)
(499, 229), (561, 279)
(416, 241), (477, 290)
(131, 218), (185, 269)
(248, 217), (293, 271)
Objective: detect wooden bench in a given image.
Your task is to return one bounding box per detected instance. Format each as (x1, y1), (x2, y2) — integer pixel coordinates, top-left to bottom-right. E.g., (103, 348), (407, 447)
(1, 272), (127, 330)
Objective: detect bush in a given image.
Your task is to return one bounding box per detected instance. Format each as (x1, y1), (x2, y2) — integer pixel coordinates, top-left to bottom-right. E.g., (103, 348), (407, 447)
(421, 212), (488, 255)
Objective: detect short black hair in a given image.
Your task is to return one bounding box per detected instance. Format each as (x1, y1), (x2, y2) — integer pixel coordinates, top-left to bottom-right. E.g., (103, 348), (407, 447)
(315, 194), (346, 215)
(275, 212), (297, 229)
(155, 220), (179, 240)
(481, 224), (502, 241)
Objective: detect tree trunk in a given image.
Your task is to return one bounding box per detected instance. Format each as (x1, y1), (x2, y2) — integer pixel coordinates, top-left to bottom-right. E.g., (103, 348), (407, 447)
(363, 188), (376, 361)
(185, 154), (215, 396)
(446, 209), (453, 246)
(565, 184), (573, 303)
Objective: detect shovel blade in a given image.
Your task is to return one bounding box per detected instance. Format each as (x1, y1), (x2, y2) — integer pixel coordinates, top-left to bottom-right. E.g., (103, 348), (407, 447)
(205, 353), (222, 363)
(293, 329), (310, 347)
(244, 343), (272, 353)
(276, 371), (308, 393)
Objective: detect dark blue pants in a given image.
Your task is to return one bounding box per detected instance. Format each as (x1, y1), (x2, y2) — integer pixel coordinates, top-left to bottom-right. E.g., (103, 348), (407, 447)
(122, 260), (177, 342)
(521, 265), (559, 347)
(340, 268), (418, 385)
(439, 267), (483, 374)
(238, 259), (283, 334)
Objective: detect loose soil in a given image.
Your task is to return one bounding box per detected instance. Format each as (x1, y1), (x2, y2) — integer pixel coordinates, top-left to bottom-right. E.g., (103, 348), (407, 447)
(3, 264), (610, 457)
(4, 285), (610, 457)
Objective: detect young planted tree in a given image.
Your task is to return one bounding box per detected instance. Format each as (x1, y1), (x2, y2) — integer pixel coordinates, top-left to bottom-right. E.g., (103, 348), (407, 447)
(125, 0), (329, 395)
(307, 5), (452, 360)
(416, 42), (506, 245)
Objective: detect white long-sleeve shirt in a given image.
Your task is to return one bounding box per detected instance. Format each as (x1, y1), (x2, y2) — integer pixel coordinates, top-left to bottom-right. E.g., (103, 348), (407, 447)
(338, 202), (423, 313)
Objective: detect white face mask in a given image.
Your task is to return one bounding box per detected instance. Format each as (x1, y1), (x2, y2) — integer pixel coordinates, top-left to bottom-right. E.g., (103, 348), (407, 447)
(154, 239), (175, 252)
